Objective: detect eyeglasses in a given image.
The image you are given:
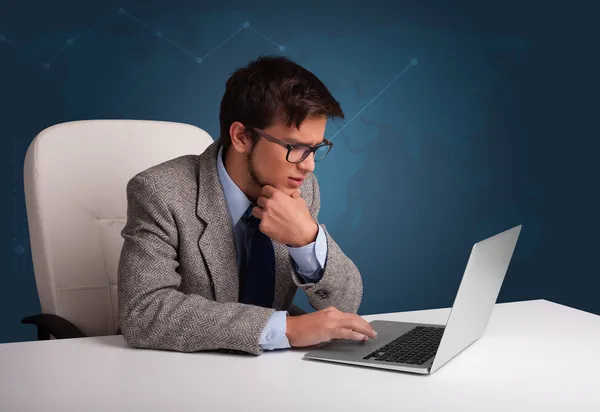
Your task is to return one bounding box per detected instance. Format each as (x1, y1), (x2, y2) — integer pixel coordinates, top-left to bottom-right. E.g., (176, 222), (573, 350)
(251, 127), (333, 163)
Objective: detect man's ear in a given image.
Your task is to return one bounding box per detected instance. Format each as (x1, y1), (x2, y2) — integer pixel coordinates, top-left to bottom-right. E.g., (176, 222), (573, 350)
(229, 121), (253, 154)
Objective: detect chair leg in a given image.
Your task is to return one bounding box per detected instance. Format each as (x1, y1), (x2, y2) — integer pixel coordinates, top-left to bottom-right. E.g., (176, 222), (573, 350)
(21, 314), (86, 340)
(37, 326), (50, 340)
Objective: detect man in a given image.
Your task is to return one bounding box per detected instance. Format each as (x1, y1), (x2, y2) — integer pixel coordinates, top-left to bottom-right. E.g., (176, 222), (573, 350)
(117, 55), (377, 355)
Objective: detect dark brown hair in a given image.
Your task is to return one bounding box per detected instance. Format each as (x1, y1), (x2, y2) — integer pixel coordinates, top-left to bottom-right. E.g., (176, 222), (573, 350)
(219, 55), (344, 148)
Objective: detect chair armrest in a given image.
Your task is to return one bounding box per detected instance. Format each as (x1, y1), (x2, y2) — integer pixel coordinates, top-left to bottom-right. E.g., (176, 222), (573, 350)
(21, 314), (87, 340)
(287, 304), (306, 317)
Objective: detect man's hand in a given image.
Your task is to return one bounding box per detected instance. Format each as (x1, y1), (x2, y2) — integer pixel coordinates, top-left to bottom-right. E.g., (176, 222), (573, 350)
(285, 306), (378, 347)
(252, 185), (318, 247)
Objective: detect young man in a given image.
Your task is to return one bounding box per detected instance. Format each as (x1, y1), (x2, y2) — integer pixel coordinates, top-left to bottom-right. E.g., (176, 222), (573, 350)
(117, 55), (377, 355)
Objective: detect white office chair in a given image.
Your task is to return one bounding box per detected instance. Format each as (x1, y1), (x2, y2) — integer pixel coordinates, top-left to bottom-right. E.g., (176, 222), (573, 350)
(21, 119), (214, 339)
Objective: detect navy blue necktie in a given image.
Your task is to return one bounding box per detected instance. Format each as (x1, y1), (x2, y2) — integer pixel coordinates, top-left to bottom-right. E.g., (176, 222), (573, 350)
(239, 205), (276, 308)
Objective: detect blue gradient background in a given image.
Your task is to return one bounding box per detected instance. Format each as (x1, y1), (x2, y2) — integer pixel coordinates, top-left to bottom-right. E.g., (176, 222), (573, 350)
(1, 0), (598, 343)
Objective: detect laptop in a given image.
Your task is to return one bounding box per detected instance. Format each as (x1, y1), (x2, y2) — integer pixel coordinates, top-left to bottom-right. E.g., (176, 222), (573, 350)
(303, 224), (522, 375)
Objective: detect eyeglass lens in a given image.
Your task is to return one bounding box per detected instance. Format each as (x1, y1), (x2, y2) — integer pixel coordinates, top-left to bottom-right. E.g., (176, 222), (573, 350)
(288, 145), (330, 162)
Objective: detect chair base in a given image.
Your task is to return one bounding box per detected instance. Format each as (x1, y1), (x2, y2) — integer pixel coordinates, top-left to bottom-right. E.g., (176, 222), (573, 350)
(21, 314), (87, 340)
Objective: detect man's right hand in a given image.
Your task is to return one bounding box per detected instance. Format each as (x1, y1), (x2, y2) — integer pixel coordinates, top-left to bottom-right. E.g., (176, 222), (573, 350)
(285, 306), (378, 347)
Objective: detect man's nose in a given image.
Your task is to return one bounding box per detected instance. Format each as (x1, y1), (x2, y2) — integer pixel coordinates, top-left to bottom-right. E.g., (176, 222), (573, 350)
(298, 153), (315, 172)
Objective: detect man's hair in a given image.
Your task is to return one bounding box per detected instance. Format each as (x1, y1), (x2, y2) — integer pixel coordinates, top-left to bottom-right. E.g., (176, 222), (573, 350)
(219, 55), (344, 148)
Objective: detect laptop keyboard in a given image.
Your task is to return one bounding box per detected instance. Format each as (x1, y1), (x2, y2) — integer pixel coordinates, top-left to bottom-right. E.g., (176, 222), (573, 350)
(363, 326), (444, 365)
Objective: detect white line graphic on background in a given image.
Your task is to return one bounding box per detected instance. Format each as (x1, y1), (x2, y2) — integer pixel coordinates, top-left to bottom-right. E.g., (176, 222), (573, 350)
(329, 58), (418, 140)
(0, 7), (283, 69)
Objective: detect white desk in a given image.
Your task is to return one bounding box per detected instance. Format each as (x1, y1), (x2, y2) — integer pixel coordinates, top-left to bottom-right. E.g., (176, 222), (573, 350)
(1, 299), (599, 411)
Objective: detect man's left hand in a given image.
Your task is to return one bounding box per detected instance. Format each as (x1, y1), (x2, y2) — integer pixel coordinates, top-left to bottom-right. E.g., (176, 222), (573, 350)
(253, 185), (318, 247)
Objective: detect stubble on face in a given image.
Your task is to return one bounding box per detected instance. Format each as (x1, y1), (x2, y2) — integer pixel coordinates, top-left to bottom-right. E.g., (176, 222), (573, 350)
(246, 144), (270, 202)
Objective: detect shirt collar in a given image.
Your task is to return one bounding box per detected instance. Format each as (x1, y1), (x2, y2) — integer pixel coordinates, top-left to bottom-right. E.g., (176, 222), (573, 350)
(216, 145), (252, 227)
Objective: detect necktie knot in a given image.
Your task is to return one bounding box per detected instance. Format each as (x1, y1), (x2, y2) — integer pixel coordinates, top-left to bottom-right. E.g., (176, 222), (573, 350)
(242, 204), (259, 227)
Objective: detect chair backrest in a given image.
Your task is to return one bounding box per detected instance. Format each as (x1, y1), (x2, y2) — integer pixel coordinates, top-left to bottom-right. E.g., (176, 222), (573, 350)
(23, 119), (214, 337)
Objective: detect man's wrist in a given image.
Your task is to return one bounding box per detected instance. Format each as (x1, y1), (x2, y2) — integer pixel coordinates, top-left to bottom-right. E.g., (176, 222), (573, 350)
(285, 315), (296, 345)
(290, 220), (318, 247)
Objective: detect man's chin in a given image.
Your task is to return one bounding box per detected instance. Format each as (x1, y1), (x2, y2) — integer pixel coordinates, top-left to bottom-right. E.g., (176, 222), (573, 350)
(256, 180), (298, 196)
(267, 185), (296, 197)
(282, 184), (301, 196)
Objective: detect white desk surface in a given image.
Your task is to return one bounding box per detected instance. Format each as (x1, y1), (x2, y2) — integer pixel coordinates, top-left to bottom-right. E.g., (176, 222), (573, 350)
(1, 299), (599, 411)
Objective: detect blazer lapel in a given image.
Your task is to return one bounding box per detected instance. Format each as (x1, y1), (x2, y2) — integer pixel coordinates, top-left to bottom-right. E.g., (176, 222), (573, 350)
(195, 141), (240, 303)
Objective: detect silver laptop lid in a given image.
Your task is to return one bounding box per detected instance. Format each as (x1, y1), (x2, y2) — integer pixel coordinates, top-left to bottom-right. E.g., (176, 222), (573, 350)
(430, 225), (522, 373)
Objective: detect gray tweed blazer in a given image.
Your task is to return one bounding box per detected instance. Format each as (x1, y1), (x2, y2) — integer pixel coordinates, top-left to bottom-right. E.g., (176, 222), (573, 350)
(117, 139), (363, 355)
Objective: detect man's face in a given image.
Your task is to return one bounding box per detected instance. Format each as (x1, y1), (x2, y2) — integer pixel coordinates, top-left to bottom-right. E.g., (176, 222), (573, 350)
(246, 116), (327, 197)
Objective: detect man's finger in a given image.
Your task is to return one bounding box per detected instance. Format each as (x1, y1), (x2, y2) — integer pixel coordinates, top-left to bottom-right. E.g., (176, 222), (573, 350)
(261, 185), (277, 198)
(256, 196), (268, 209)
(252, 206), (264, 219)
(332, 327), (368, 342)
(291, 189), (302, 199)
(342, 316), (378, 338)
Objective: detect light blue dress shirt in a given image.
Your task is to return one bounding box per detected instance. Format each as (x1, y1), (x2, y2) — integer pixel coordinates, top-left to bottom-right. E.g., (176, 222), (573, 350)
(216, 146), (327, 350)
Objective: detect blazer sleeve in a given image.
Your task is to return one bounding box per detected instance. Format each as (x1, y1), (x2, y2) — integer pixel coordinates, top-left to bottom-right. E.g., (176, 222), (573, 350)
(289, 173), (364, 313)
(117, 174), (276, 356)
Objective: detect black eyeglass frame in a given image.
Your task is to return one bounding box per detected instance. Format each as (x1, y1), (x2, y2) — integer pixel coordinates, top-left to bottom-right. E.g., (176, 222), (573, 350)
(250, 127), (333, 163)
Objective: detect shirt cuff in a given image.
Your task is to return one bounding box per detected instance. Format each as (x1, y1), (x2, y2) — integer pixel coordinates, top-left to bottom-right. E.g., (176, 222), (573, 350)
(259, 311), (291, 350)
(287, 224), (327, 281)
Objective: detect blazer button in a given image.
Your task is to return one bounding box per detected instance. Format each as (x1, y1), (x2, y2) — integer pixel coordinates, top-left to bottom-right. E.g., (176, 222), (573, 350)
(316, 290), (328, 299)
